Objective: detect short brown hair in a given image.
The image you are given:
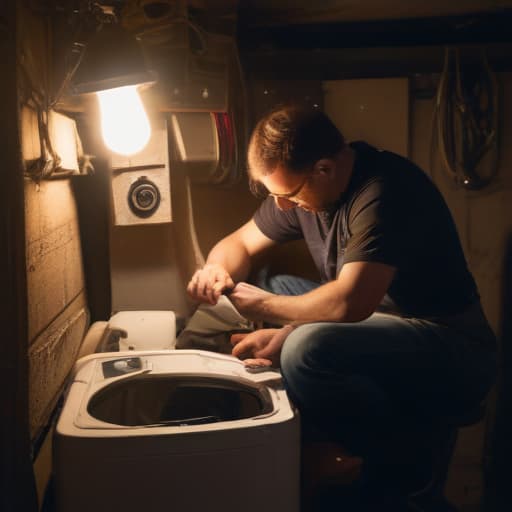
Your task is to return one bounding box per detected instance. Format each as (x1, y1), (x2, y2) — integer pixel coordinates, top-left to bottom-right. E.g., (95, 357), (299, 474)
(248, 105), (345, 179)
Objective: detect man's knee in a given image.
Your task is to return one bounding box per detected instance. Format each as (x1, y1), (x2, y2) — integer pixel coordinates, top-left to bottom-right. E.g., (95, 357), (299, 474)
(280, 322), (367, 385)
(279, 325), (322, 406)
(280, 324), (336, 380)
(280, 324), (312, 374)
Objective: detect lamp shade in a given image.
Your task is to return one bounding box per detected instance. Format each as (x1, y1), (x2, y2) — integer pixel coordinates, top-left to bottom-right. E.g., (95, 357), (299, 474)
(71, 23), (155, 95)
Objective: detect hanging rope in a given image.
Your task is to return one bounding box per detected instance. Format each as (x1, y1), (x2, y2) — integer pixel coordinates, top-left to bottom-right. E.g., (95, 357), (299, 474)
(434, 47), (499, 191)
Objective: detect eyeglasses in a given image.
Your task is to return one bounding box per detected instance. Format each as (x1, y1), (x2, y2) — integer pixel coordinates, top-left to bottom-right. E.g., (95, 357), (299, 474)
(267, 174), (310, 199)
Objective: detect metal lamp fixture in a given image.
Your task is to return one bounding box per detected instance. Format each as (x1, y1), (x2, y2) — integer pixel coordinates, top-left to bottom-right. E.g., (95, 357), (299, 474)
(71, 22), (155, 95)
(71, 20), (156, 156)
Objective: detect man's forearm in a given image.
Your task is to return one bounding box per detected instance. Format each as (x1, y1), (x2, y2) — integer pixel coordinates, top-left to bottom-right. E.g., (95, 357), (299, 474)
(258, 280), (366, 325)
(252, 261), (393, 324)
(229, 261), (393, 324)
(206, 234), (252, 283)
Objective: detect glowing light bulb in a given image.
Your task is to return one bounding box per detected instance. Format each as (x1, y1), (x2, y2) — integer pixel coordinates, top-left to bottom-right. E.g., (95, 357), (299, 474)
(97, 85), (151, 156)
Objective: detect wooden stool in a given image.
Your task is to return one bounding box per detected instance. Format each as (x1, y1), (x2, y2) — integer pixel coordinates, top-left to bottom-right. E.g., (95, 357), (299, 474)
(407, 403), (487, 512)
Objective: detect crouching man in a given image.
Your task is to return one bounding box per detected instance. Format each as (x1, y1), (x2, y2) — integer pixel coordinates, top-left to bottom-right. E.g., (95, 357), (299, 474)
(187, 106), (497, 511)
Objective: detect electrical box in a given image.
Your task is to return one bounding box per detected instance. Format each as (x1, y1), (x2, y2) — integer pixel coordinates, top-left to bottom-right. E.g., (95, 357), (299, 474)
(110, 115), (172, 226)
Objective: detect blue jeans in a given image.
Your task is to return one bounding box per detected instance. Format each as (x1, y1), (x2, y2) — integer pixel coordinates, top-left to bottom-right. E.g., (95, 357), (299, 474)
(260, 274), (497, 498)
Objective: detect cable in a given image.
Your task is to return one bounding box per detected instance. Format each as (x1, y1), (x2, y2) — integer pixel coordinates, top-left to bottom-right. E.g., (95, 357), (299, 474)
(20, 1), (111, 180)
(206, 34), (249, 186)
(18, 8), (62, 180)
(433, 47), (499, 191)
(49, 41), (87, 110)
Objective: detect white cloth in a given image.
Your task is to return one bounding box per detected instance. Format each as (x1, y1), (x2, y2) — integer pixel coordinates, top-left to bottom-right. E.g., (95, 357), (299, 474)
(176, 296), (252, 352)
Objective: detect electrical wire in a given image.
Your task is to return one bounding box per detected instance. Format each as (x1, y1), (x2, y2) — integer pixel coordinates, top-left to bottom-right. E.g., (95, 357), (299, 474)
(206, 34), (249, 186)
(136, 15), (207, 55)
(227, 35), (250, 185)
(19, 1), (110, 180)
(433, 47), (499, 191)
(18, 10), (62, 180)
(49, 41), (87, 110)
(137, 5), (248, 186)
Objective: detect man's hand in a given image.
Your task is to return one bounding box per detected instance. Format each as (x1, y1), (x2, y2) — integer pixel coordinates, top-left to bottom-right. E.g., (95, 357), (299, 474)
(228, 282), (275, 320)
(230, 325), (294, 367)
(187, 263), (235, 305)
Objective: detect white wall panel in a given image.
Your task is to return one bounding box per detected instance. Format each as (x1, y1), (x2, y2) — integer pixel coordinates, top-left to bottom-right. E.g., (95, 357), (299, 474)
(323, 78), (409, 157)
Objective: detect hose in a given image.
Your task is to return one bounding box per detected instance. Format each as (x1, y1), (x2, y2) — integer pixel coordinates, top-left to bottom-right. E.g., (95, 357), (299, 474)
(434, 47), (499, 191)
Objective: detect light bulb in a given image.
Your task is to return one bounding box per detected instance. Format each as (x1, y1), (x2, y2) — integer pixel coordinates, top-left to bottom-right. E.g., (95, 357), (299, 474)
(97, 85), (151, 156)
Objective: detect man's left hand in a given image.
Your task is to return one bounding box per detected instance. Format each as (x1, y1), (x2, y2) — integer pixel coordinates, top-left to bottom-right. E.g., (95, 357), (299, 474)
(227, 282), (275, 320)
(230, 326), (294, 367)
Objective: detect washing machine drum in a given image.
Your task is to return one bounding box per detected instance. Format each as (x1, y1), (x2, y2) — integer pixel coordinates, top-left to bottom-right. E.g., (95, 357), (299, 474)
(88, 374), (273, 427)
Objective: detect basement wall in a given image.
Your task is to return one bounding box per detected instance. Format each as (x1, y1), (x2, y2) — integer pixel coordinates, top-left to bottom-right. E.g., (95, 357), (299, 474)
(18, 7), (90, 507)
(410, 73), (512, 510)
(25, 178), (88, 440)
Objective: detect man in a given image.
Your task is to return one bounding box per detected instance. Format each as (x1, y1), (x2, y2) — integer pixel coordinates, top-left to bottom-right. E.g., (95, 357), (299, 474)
(187, 106), (496, 509)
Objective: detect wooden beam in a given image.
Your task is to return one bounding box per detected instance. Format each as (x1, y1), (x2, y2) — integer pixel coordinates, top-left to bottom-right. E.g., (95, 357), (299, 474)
(241, 44), (512, 81)
(238, 11), (512, 50)
(0, 3), (38, 512)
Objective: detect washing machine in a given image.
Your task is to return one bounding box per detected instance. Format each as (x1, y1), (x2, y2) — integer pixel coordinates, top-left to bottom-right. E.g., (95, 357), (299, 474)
(54, 350), (300, 512)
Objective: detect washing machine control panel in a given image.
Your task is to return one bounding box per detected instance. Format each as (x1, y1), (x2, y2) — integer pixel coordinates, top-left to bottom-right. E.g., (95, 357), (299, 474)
(75, 352), (285, 389)
(102, 357), (143, 378)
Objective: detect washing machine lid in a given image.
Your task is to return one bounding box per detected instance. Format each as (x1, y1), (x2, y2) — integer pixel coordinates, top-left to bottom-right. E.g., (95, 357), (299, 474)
(71, 350), (287, 431)
(74, 350), (282, 385)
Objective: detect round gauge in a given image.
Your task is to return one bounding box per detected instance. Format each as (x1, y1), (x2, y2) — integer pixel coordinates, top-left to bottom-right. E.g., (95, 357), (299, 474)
(128, 177), (161, 218)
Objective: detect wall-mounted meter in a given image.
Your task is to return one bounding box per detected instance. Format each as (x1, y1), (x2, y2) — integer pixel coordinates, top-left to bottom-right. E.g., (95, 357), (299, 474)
(110, 116), (172, 226)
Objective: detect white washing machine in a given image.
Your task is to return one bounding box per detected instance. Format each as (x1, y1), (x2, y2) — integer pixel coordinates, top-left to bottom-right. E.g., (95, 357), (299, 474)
(54, 350), (300, 512)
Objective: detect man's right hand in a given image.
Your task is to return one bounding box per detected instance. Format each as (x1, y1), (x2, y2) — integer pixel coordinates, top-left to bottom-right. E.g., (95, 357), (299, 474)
(187, 263), (235, 305)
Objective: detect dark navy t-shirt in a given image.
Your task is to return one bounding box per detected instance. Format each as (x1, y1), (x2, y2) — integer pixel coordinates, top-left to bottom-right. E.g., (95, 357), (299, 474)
(253, 142), (479, 318)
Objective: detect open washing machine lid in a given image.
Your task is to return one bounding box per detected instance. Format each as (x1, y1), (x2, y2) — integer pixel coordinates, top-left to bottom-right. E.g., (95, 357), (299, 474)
(66, 350), (290, 433)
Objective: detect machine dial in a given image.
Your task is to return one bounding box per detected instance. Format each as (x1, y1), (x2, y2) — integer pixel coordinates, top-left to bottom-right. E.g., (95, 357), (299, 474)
(128, 177), (161, 218)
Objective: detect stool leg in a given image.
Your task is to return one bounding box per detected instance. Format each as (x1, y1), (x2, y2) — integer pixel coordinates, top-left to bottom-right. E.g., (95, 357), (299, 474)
(408, 427), (458, 512)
